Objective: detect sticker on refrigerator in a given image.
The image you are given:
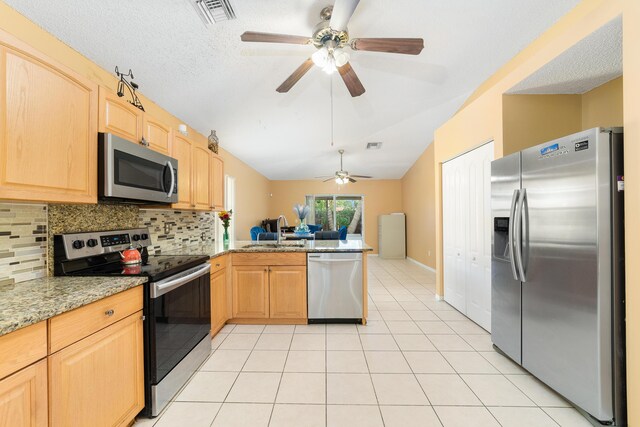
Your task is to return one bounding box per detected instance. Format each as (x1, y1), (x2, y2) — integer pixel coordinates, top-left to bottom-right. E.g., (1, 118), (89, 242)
(617, 176), (624, 192)
(575, 141), (589, 151)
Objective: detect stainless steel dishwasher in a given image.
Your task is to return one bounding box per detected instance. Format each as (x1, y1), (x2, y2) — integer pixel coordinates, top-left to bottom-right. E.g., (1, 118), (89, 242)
(307, 252), (363, 322)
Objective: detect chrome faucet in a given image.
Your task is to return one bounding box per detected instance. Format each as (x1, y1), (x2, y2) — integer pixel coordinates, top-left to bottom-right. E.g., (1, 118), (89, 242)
(276, 215), (288, 244)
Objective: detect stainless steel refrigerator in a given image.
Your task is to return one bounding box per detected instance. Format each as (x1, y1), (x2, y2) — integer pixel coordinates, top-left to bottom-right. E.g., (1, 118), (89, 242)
(491, 127), (626, 425)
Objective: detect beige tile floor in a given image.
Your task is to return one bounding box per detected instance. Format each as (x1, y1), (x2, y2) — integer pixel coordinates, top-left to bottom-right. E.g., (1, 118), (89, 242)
(135, 257), (593, 427)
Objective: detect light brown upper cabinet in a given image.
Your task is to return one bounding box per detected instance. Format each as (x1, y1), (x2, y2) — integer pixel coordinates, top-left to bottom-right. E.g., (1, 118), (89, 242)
(143, 115), (172, 155)
(99, 88), (173, 156)
(193, 142), (211, 210)
(210, 154), (224, 211)
(0, 30), (98, 204)
(98, 87), (143, 143)
(172, 134), (193, 209)
(172, 136), (215, 211)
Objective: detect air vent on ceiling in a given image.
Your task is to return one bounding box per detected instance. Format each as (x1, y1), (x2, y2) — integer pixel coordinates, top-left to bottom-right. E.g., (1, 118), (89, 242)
(366, 142), (383, 150)
(192, 0), (236, 25)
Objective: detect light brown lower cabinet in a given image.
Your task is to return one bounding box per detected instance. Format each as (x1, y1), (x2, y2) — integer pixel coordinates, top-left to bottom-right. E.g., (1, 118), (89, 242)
(269, 266), (307, 319)
(232, 262), (307, 321)
(0, 359), (47, 427)
(210, 267), (228, 334)
(48, 311), (144, 427)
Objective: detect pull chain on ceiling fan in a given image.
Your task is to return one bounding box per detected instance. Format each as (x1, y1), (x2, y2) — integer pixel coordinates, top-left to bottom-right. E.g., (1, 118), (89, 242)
(240, 0), (424, 97)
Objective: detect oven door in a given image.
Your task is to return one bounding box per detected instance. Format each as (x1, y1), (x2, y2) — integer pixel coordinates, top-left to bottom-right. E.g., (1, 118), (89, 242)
(99, 133), (178, 203)
(145, 263), (211, 415)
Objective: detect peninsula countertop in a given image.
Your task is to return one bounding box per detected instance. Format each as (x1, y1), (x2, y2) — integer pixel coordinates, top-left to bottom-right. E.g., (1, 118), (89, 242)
(0, 276), (147, 337)
(163, 239), (374, 258)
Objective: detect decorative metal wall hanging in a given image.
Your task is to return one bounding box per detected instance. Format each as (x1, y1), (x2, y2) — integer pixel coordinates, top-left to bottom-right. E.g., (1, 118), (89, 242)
(208, 130), (219, 154)
(115, 66), (145, 112)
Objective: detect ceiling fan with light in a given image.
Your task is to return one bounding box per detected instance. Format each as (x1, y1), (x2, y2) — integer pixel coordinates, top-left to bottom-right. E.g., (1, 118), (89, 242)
(240, 0), (424, 97)
(316, 149), (372, 184)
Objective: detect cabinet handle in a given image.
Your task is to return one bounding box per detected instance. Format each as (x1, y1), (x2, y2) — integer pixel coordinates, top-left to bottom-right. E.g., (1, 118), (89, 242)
(105, 309), (115, 317)
(215, 263), (220, 267)
(264, 268), (268, 272)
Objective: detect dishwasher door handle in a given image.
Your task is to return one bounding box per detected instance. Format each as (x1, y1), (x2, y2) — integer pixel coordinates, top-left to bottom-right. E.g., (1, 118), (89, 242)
(308, 258), (362, 263)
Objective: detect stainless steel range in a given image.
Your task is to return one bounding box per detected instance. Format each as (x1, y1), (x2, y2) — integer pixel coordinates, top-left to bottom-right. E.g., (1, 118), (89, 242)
(54, 228), (211, 417)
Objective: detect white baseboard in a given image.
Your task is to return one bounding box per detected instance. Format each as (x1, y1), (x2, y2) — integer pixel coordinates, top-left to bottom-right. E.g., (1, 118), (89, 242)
(406, 257), (436, 273)
(368, 253), (379, 257)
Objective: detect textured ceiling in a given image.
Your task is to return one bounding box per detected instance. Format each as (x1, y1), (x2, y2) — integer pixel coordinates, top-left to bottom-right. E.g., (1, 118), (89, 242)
(5, 0), (581, 179)
(508, 16), (622, 95)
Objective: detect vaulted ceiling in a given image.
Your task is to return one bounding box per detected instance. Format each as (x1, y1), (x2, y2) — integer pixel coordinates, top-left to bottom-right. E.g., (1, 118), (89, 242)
(5, 0), (581, 179)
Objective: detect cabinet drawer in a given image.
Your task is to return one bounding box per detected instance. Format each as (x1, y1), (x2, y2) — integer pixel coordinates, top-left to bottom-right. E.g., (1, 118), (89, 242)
(210, 255), (227, 275)
(49, 287), (143, 353)
(0, 322), (47, 380)
(232, 252), (306, 266)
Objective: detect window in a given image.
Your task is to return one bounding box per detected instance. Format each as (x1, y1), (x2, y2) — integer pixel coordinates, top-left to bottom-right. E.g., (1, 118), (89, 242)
(305, 194), (364, 240)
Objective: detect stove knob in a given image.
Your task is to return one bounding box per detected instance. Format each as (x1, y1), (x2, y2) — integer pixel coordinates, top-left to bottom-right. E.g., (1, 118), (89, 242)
(140, 233), (149, 240)
(132, 234), (140, 241)
(72, 240), (85, 249)
(87, 238), (98, 248)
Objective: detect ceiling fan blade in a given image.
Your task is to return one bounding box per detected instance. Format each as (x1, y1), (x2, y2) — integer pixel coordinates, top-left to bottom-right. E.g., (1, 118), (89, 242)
(351, 38), (424, 55)
(276, 58), (314, 93)
(323, 177), (336, 182)
(330, 0), (360, 32)
(337, 62), (365, 97)
(347, 177), (357, 183)
(241, 31), (311, 45)
(350, 174), (372, 178)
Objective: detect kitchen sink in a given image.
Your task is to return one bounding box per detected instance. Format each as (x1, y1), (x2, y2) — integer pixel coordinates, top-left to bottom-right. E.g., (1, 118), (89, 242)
(242, 243), (305, 249)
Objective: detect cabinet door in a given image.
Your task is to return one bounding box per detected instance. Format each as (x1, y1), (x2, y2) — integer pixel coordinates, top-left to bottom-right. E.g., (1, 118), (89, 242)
(210, 155), (224, 210)
(98, 87), (142, 143)
(269, 266), (307, 319)
(0, 359), (47, 427)
(210, 268), (227, 334)
(49, 312), (144, 427)
(0, 38), (97, 204)
(193, 143), (211, 210)
(232, 266), (269, 319)
(143, 115), (172, 155)
(172, 134), (193, 209)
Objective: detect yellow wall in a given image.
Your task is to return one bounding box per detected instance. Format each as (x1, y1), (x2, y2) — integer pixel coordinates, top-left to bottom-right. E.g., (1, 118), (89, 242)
(268, 180), (403, 253)
(0, 1), (271, 239)
(582, 76), (624, 129)
(502, 95), (583, 155)
(623, 0), (640, 419)
(401, 144), (436, 268)
(427, 0), (638, 420)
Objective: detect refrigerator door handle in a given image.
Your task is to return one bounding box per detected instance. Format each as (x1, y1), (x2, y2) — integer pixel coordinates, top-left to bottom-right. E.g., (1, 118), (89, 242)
(509, 189), (520, 281)
(514, 188), (527, 282)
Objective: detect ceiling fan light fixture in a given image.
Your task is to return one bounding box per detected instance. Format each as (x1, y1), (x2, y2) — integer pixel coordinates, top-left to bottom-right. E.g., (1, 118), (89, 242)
(312, 47), (329, 67)
(335, 176), (348, 185)
(333, 48), (349, 67)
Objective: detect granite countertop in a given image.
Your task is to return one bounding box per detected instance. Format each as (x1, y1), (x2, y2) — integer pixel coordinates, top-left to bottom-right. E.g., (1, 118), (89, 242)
(164, 239), (373, 258)
(0, 276), (147, 337)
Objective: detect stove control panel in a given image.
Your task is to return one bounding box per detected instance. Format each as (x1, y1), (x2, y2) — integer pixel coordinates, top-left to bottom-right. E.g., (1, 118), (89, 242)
(57, 228), (152, 260)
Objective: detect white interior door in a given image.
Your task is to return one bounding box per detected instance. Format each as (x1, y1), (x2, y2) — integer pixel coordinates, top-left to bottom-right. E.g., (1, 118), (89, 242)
(442, 141), (493, 330)
(442, 159), (466, 313)
(465, 142), (494, 331)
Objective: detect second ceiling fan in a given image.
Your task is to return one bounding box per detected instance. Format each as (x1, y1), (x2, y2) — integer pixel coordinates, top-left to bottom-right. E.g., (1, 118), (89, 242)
(240, 0), (424, 97)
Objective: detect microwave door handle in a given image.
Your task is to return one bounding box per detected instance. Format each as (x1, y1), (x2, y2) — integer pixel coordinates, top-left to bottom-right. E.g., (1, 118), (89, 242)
(509, 189), (520, 281)
(166, 160), (175, 198)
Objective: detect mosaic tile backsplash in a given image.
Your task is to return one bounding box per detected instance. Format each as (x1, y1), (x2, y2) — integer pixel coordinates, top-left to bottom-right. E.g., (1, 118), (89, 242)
(0, 203), (216, 282)
(139, 209), (216, 255)
(0, 203), (47, 286)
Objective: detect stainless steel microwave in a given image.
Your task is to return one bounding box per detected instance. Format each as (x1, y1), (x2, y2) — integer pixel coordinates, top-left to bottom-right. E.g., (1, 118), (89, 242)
(98, 133), (178, 204)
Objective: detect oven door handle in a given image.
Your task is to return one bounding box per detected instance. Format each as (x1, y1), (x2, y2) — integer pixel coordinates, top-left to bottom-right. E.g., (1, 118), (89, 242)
(151, 263), (211, 298)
